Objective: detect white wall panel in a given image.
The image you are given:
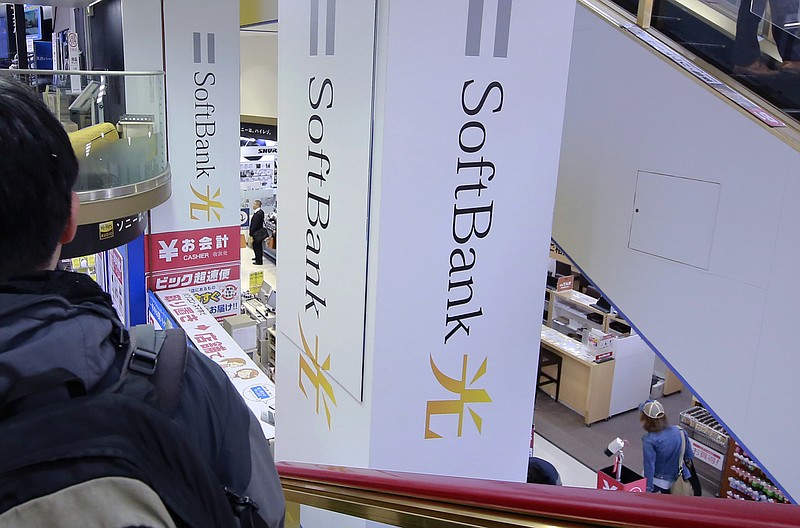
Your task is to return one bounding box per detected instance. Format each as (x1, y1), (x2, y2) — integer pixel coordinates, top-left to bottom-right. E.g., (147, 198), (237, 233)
(554, 4), (800, 500)
(241, 30), (278, 117)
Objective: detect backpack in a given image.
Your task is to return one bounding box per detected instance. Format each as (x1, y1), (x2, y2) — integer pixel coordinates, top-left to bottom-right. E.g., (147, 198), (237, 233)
(0, 324), (265, 527)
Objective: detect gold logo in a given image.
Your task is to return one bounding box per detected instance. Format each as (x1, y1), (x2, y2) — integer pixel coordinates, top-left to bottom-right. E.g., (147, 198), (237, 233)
(425, 354), (491, 439)
(298, 318), (337, 428)
(98, 221), (114, 240)
(189, 184), (224, 221)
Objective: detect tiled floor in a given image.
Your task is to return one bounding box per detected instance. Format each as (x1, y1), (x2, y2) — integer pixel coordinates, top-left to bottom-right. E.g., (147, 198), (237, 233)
(533, 433), (597, 488)
(239, 247), (277, 295)
(238, 247), (596, 488)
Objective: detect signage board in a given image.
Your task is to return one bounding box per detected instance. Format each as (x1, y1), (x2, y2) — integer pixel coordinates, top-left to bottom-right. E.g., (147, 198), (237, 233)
(557, 275), (574, 292)
(278, 0), (376, 401)
(157, 291), (275, 439)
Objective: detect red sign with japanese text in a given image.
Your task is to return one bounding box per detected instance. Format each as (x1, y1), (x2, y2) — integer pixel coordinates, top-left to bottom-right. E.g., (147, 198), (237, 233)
(146, 226), (240, 273)
(149, 263), (241, 291)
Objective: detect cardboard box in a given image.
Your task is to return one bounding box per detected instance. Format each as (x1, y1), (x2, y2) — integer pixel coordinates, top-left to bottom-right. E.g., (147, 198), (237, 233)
(221, 314), (257, 351)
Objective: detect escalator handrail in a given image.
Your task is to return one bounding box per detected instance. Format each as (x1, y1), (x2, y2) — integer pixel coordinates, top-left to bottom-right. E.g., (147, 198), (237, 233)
(277, 461), (799, 528)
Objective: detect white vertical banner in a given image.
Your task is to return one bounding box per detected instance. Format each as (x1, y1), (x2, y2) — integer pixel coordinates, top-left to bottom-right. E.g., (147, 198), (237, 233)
(154, 0), (241, 234)
(277, 0), (375, 404)
(365, 0), (576, 480)
(147, 0), (242, 318)
(277, 0), (577, 483)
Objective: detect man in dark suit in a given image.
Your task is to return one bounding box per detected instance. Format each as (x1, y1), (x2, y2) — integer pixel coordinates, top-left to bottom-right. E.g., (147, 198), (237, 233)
(249, 199), (265, 265)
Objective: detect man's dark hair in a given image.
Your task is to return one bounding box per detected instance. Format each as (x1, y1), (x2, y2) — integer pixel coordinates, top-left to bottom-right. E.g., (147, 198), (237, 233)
(0, 76), (79, 279)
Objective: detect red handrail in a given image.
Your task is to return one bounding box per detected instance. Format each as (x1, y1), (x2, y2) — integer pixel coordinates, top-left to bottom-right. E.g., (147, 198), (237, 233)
(277, 462), (800, 528)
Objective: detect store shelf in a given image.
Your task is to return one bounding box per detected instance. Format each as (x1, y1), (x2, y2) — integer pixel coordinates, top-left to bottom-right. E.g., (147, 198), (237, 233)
(545, 286), (630, 339)
(722, 439), (789, 503)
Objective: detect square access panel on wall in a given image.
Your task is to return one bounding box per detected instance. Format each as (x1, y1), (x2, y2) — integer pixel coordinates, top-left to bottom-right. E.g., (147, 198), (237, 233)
(629, 171), (721, 270)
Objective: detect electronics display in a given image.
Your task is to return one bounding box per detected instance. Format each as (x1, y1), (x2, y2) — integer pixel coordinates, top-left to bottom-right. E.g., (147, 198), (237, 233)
(32, 40), (51, 69)
(590, 296), (612, 313)
(68, 80), (101, 112)
(0, 7), (10, 62)
(24, 5), (42, 41)
(265, 289), (276, 312)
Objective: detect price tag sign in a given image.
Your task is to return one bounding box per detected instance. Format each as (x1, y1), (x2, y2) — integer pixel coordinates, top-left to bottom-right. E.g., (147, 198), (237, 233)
(556, 275), (574, 292)
(689, 438), (724, 470)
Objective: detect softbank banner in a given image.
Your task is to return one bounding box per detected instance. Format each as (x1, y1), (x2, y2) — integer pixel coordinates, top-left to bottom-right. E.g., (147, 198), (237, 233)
(152, 0), (241, 234)
(366, 0), (576, 479)
(278, 1), (376, 404)
(147, 0), (241, 318)
(370, 0), (575, 480)
(276, 0), (576, 481)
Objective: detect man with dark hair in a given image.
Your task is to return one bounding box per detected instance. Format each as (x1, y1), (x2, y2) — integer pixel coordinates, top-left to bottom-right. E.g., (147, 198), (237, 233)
(0, 76), (285, 525)
(0, 77), (80, 279)
(250, 199), (266, 265)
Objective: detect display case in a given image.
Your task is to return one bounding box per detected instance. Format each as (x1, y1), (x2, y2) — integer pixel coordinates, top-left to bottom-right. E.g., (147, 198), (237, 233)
(545, 287), (631, 340)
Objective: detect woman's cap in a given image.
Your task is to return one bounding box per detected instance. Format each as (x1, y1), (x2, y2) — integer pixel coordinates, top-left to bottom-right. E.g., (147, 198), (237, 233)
(639, 399), (665, 419)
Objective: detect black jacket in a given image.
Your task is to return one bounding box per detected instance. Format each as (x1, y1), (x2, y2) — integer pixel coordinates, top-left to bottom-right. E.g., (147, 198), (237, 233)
(0, 271), (285, 527)
(249, 208), (265, 237)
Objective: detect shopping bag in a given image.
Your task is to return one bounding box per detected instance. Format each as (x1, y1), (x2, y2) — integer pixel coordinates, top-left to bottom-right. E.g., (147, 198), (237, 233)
(670, 476), (694, 496)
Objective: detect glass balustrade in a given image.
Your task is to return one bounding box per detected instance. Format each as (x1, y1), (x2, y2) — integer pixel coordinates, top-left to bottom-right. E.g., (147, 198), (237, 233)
(0, 69), (169, 221)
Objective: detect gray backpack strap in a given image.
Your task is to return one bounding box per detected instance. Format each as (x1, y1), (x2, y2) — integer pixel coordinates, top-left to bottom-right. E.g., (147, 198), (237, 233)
(128, 325), (189, 416)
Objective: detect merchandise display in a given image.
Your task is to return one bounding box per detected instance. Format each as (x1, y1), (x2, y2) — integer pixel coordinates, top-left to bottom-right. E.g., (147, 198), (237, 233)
(680, 405), (789, 502)
(240, 134), (278, 262)
(723, 443), (789, 503)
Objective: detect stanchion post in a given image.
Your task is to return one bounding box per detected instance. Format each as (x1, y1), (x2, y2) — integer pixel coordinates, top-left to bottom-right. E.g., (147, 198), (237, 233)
(637, 0), (654, 29)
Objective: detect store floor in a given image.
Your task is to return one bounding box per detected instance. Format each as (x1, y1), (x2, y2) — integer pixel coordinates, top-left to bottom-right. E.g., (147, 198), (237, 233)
(240, 246), (277, 294)
(237, 248), (619, 490)
(534, 388), (695, 485)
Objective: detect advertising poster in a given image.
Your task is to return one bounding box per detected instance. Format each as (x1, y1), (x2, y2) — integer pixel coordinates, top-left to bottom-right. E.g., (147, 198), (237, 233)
(157, 291), (275, 439)
(108, 247), (127, 325)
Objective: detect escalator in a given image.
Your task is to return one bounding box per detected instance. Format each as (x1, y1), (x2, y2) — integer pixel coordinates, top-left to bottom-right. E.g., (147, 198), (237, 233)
(552, 0), (800, 504)
(613, 0), (800, 121)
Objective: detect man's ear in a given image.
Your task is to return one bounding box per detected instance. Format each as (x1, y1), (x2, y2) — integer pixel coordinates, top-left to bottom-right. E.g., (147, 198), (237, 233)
(59, 192), (80, 245)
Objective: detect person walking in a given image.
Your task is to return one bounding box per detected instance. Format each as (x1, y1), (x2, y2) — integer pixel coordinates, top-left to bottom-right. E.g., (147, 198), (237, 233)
(639, 399), (694, 494)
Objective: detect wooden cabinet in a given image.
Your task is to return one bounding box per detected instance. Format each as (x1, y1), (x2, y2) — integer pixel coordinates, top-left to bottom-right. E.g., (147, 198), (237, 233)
(539, 326), (615, 425)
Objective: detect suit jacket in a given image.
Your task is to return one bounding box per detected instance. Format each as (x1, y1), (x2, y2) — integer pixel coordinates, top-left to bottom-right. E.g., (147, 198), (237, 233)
(249, 208), (265, 237)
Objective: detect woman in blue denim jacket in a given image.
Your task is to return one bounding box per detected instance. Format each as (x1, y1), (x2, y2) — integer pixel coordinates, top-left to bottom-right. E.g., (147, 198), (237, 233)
(640, 399), (693, 493)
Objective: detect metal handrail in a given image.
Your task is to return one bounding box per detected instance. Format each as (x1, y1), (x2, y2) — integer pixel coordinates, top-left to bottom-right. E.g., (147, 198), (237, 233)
(277, 462), (800, 528)
(0, 69), (164, 76)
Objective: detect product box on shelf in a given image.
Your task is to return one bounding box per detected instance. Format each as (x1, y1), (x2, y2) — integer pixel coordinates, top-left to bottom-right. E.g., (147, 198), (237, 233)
(587, 329), (615, 362)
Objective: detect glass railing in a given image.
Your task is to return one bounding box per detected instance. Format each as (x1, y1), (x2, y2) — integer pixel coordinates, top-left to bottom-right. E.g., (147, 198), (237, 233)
(597, 0), (800, 124)
(744, 1), (800, 73)
(0, 69), (169, 221)
(277, 462), (800, 528)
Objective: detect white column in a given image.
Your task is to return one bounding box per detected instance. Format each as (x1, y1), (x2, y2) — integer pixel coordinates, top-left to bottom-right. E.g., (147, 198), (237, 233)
(277, 0), (576, 481)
